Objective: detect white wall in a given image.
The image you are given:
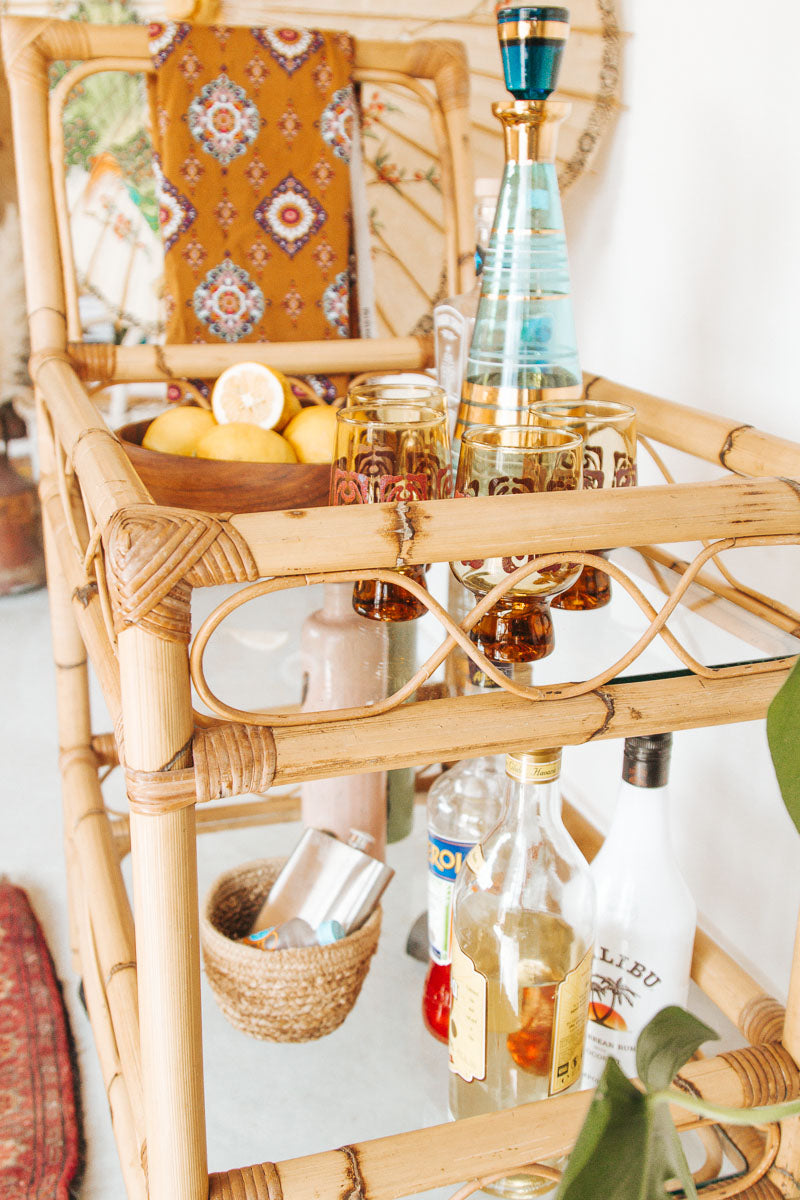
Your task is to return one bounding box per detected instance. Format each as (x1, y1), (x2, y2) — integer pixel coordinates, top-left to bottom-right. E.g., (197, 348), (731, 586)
(559, 1), (800, 1000)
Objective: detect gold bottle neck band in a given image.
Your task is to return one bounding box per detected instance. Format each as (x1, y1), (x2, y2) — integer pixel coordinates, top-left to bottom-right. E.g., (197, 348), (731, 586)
(493, 99), (571, 164)
(497, 19), (570, 43)
(506, 749), (562, 783)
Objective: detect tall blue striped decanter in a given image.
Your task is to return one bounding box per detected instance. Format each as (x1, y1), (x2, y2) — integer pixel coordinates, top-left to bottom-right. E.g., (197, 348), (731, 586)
(454, 7), (581, 449)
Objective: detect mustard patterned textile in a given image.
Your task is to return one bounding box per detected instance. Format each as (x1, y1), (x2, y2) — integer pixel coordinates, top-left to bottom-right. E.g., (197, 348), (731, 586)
(147, 21), (357, 401)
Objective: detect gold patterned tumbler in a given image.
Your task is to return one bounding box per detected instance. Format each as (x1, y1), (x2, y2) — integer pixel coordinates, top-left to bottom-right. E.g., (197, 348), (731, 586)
(450, 424), (582, 664)
(331, 402), (452, 621)
(528, 398), (637, 610)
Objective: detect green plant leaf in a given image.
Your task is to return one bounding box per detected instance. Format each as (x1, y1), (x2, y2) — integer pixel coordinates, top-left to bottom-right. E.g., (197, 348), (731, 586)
(556, 1058), (650, 1200)
(558, 1009), (720, 1199)
(767, 655), (800, 835)
(636, 1006), (719, 1091)
(556, 1059), (699, 1200)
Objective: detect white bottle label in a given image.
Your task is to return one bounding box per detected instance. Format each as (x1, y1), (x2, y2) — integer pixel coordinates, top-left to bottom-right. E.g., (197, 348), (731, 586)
(549, 947), (593, 1095)
(427, 832), (473, 965)
(582, 942), (690, 1087)
(449, 933), (487, 1083)
(449, 936), (592, 1095)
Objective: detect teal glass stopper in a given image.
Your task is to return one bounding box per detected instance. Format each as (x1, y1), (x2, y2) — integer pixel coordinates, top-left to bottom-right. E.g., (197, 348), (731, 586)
(497, 6), (570, 100)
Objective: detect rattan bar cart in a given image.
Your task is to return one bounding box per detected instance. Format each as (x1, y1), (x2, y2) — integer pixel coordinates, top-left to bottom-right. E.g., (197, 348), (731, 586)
(3, 14), (800, 1200)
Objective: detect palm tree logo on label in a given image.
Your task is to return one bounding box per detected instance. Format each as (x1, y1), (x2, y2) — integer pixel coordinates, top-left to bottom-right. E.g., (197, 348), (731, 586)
(588, 974), (638, 1031)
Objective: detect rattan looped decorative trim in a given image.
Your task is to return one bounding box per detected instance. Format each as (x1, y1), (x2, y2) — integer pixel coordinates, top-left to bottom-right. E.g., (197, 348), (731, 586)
(125, 723), (277, 814)
(189, 535), (799, 729)
(104, 505), (259, 641)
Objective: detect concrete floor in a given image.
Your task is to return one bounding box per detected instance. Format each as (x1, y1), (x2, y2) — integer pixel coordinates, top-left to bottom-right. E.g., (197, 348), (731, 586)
(2, 581), (747, 1199)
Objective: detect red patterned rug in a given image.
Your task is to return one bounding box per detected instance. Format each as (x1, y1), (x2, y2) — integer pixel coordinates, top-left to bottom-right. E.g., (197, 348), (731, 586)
(0, 880), (82, 1198)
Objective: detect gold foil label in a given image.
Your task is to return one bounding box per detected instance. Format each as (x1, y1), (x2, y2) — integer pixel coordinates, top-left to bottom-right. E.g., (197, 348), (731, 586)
(549, 947), (592, 1095)
(505, 755), (560, 783)
(449, 933), (487, 1083)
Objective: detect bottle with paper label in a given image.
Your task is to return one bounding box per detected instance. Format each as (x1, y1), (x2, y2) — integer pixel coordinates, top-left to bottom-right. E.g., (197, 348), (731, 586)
(448, 748), (595, 1198)
(423, 756), (505, 1042)
(582, 733), (696, 1089)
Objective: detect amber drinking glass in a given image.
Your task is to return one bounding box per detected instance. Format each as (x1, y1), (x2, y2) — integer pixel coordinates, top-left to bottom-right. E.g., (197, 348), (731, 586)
(346, 381), (448, 415)
(527, 399), (637, 610)
(450, 424), (582, 665)
(331, 402), (452, 621)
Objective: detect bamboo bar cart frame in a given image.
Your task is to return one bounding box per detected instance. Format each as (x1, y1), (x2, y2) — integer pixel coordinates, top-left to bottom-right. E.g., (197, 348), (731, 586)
(4, 14), (800, 1200)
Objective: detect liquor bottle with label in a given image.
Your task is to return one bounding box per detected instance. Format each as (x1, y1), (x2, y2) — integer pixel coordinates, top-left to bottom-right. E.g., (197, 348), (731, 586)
(582, 734), (696, 1089)
(424, 756), (506, 1042)
(454, 6), (581, 455)
(449, 748), (595, 1198)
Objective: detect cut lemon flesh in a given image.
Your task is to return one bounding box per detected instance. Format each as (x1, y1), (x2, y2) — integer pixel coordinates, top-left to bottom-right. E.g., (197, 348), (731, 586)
(211, 362), (290, 431)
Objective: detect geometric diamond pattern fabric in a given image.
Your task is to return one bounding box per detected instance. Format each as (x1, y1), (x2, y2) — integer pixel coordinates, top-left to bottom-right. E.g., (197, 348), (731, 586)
(148, 21), (357, 400)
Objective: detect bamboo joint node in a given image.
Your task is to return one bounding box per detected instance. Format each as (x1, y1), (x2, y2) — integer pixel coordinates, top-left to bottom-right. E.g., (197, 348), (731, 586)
(29, 346), (74, 382)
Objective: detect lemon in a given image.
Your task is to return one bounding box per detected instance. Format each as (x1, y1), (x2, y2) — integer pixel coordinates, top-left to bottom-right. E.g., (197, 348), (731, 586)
(283, 404), (339, 463)
(211, 362), (298, 431)
(142, 406), (217, 457)
(195, 422), (298, 464)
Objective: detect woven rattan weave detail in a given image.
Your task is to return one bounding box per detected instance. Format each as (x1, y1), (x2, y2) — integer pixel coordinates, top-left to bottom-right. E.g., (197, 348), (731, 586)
(719, 1043), (800, 1109)
(104, 506), (259, 641)
(740, 996), (786, 1046)
(201, 859), (381, 1042)
(208, 1162), (284, 1200)
(125, 723), (277, 813)
(193, 724), (276, 805)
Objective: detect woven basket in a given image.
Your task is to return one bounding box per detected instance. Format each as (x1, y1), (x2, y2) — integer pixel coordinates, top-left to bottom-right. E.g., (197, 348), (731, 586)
(201, 857), (382, 1042)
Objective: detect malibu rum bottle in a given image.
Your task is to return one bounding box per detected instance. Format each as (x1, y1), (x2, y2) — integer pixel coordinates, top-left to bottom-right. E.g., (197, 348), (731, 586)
(449, 748), (594, 1197)
(582, 734), (696, 1087)
(454, 7), (581, 453)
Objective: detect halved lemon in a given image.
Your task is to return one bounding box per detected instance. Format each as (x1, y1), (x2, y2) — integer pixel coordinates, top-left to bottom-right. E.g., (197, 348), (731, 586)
(141, 405), (217, 457)
(195, 422), (298, 463)
(211, 362), (298, 431)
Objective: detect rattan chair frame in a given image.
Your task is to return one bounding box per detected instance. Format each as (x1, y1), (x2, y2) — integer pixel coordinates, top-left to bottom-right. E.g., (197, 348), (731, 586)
(4, 14), (800, 1200)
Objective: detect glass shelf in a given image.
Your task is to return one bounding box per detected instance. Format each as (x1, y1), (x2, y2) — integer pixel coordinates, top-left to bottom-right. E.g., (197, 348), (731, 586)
(190, 547), (800, 721)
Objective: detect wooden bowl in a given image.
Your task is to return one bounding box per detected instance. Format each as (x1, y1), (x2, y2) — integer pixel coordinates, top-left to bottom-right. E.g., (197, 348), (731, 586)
(117, 420), (331, 514)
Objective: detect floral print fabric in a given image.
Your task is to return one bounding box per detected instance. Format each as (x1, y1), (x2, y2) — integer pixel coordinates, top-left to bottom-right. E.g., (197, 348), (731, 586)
(148, 21), (357, 398)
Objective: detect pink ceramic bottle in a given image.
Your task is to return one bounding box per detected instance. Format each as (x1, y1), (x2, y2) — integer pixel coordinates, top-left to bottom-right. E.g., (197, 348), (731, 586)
(300, 583), (389, 860)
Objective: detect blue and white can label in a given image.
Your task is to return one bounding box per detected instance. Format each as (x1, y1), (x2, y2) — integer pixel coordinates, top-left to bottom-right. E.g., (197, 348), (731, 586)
(427, 833), (473, 965)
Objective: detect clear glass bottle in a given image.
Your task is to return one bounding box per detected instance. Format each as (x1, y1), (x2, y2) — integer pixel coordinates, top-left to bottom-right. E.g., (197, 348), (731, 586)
(424, 756), (506, 1042)
(454, 7), (581, 454)
(434, 184), (499, 440)
(582, 734), (696, 1088)
(449, 747), (595, 1199)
